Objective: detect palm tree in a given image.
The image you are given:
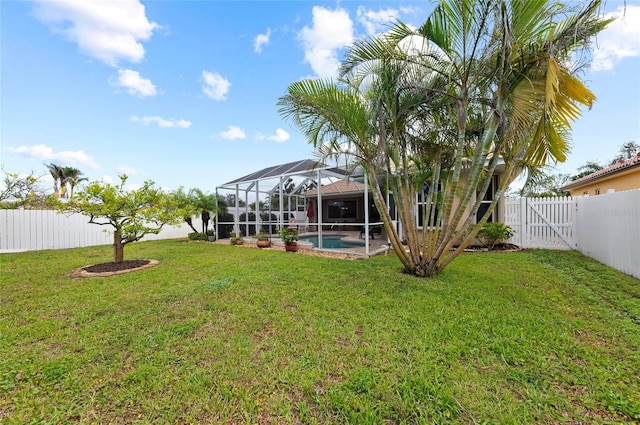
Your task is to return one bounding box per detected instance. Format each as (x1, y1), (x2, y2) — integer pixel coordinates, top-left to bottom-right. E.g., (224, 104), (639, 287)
(189, 189), (222, 235)
(44, 164), (86, 199)
(44, 163), (64, 198)
(279, 0), (610, 277)
(61, 167), (86, 199)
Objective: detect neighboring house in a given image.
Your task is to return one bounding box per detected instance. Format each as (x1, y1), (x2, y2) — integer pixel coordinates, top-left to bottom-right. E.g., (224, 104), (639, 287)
(561, 152), (640, 196)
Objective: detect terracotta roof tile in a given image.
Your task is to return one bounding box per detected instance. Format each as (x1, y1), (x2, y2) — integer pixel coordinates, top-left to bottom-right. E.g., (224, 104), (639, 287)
(303, 179), (366, 196)
(562, 152), (640, 190)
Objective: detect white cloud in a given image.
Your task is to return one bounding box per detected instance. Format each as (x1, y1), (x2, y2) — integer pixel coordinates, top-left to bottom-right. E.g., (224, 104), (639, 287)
(220, 126), (246, 140)
(131, 115), (191, 128)
(254, 28), (271, 53)
(31, 0), (159, 66)
(7, 144), (99, 169)
(117, 165), (138, 175)
(399, 6), (422, 15)
(592, 5), (640, 71)
(100, 175), (114, 184)
(299, 6), (354, 78)
(357, 7), (400, 35)
(267, 128), (290, 143)
(124, 182), (142, 191)
(111, 69), (157, 97)
(202, 71), (231, 100)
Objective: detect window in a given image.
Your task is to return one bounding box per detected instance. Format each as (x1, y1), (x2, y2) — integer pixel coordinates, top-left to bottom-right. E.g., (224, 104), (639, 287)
(328, 200), (357, 219)
(595, 188), (600, 195)
(476, 175), (498, 223)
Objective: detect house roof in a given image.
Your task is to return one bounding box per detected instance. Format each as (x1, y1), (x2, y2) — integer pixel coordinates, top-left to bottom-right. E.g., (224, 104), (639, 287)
(561, 152), (640, 191)
(303, 179), (368, 197)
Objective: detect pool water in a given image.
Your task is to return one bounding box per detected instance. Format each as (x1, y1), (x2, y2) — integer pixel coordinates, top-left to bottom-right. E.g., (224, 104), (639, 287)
(299, 235), (364, 249)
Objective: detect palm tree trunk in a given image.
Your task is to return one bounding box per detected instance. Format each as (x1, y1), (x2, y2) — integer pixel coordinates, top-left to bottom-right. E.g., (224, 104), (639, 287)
(366, 169), (410, 267)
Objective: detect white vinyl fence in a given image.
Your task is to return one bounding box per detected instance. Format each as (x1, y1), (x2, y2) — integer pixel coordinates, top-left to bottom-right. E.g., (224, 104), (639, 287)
(504, 196), (576, 250)
(575, 190), (640, 279)
(0, 209), (193, 253)
(505, 191), (640, 279)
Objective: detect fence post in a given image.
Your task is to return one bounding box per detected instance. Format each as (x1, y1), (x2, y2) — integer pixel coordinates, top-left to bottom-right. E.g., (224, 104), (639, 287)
(573, 196), (579, 250)
(520, 197), (528, 248)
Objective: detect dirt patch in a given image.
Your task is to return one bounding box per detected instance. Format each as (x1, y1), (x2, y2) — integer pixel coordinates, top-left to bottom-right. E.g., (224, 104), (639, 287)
(70, 259), (159, 278)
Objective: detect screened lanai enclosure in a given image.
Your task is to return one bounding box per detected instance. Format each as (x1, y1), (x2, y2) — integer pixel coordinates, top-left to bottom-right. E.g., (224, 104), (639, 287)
(215, 159), (390, 255)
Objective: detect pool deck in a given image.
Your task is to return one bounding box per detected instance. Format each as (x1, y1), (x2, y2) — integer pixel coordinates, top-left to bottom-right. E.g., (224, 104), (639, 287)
(298, 231), (389, 256)
(219, 230), (390, 257)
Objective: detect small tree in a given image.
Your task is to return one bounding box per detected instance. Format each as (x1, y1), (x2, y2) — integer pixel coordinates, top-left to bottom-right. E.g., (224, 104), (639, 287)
(571, 161), (604, 180)
(610, 141), (639, 164)
(172, 187), (200, 233)
(519, 170), (572, 197)
(0, 168), (49, 209)
(63, 175), (187, 263)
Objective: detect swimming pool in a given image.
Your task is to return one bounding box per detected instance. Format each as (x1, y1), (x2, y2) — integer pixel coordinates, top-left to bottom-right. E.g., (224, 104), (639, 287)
(299, 235), (365, 249)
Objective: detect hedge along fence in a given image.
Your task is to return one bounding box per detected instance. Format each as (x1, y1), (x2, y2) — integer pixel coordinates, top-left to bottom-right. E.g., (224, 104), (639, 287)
(0, 209), (193, 253)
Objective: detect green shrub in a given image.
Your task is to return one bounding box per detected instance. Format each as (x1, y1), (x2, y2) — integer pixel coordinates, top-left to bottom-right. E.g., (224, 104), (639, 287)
(188, 232), (207, 241)
(477, 222), (514, 249)
(279, 227), (299, 244)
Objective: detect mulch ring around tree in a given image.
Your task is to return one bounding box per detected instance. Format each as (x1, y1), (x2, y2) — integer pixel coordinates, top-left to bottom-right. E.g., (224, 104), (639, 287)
(69, 259), (159, 278)
(464, 243), (522, 252)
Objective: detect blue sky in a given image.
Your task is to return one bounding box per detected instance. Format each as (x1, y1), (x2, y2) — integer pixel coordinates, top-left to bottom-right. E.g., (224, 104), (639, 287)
(1, 0), (639, 194)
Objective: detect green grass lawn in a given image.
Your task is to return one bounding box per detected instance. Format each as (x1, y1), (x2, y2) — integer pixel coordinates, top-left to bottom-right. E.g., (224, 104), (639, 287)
(1, 241), (639, 424)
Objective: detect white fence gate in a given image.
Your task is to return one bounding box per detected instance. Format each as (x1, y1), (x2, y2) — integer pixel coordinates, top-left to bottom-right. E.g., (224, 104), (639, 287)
(0, 209), (193, 253)
(504, 197), (576, 250)
(504, 191), (640, 279)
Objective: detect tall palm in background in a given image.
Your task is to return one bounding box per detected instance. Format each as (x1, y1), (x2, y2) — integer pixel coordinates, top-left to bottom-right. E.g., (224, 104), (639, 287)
(45, 163), (64, 198)
(280, 0), (610, 277)
(44, 163), (86, 199)
(189, 189), (221, 235)
(61, 167), (86, 199)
